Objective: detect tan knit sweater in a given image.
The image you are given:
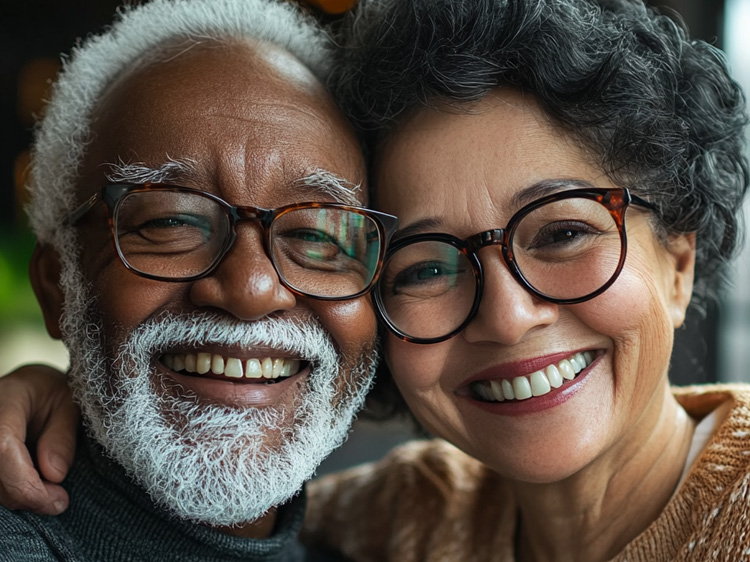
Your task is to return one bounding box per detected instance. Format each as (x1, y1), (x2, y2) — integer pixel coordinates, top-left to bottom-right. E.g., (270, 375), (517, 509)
(304, 384), (750, 561)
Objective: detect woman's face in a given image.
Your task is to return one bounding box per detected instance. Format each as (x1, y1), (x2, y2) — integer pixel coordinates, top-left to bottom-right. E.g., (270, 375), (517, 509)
(375, 88), (695, 482)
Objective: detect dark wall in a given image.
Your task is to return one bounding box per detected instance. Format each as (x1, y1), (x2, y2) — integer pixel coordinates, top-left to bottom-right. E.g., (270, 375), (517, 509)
(1, 0), (122, 227)
(646, 0), (727, 385)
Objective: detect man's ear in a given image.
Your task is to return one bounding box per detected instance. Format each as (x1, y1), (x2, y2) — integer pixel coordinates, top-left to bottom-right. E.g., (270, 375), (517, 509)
(666, 232), (696, 329)
(29, 244), (64, 339)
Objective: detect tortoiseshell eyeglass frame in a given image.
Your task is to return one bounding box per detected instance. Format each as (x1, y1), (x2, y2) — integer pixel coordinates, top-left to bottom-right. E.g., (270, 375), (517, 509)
(374, 187), (657, 344)
(63, 182), (399, 301)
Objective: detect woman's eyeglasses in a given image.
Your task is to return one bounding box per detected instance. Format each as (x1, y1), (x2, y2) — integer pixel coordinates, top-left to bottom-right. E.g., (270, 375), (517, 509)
(374, 187), (655, 343)
(64, 183), (398, 300)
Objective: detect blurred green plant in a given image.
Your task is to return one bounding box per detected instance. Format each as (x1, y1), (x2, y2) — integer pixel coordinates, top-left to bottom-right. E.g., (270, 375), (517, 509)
(0, 226), (43, 326)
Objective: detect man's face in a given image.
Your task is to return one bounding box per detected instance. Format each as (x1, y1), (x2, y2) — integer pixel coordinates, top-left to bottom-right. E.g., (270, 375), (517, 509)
(44, 41), (379, 527)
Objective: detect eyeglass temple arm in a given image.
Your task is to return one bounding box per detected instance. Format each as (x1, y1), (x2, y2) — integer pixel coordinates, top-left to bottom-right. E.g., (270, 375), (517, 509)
(629, 192), (657, 213)
(378, 212), (399, 241)
(63, 193), (101, 226)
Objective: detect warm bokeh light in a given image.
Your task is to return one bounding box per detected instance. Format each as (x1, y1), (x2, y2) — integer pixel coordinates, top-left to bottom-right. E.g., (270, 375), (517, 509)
(298, 0), (357, 15)
(13, 150), (31, 221)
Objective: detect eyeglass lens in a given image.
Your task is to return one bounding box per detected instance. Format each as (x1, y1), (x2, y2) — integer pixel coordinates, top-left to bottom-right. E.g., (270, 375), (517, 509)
(377, 196), (624, 341)
(113, 189), (383, 298)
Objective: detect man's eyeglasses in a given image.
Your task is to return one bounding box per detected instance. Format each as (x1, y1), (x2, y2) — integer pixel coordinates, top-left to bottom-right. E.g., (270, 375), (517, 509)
(374, 187), (655, 343)
(64, 183), (398, 300)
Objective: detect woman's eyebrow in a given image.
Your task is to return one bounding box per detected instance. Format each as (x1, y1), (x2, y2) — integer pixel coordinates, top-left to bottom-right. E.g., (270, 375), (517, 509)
(509, 178), (598, 208)
(391, 179), (599, 241)
(392, 218), (445, 241)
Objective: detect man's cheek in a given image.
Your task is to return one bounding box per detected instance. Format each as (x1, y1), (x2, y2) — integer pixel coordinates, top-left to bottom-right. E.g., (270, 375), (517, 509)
(91, 268), (187, 330)
(313, 297), (378, 353)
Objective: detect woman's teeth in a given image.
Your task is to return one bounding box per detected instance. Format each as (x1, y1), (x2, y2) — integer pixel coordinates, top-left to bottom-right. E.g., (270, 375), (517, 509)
(161, 352), (301, 382)
(471, 351), (595, 402)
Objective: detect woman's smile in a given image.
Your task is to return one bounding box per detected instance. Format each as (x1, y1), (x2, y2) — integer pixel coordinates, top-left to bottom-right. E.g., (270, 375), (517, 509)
(465, 349), (598, 403)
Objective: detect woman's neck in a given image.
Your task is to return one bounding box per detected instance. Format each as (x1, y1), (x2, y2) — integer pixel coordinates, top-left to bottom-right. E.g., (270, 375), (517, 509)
(513, 387), (696, 562)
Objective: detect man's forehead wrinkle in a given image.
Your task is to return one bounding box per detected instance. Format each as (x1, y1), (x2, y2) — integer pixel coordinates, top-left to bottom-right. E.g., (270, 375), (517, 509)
(206, 100), (336, 132)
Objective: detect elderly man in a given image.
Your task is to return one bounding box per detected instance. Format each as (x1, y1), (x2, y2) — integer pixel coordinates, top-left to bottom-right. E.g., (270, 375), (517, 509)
(0, 0), (396, 559)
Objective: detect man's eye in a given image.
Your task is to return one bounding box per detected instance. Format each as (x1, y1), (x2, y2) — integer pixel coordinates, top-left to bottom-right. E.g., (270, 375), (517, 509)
(287, 229), (338, 244)
(279, 229), (361, 261)
(120, 214), (213, 245)
(145, 217), (192, 228)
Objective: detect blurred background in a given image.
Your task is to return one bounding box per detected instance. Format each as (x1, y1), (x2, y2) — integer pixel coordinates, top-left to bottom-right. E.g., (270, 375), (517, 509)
(0, 0), (748, 473)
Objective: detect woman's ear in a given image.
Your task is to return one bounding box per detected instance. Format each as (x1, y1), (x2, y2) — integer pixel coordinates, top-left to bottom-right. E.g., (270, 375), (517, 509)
(666, 232), (696, 329)
(29, 244), (64, 339)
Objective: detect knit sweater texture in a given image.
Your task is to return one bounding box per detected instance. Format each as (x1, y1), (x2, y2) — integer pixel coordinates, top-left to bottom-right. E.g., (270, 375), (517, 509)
(304, 384), (750, 561)
(0, 433), (346, 562)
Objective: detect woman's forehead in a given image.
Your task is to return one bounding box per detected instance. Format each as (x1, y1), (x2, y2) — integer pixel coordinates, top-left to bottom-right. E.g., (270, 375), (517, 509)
(373, 89), (608, 217)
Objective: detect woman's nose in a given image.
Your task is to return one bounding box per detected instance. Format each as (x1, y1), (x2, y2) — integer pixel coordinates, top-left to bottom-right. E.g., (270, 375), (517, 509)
(461, 250), (559, 345)
(188, 226), (297, 321)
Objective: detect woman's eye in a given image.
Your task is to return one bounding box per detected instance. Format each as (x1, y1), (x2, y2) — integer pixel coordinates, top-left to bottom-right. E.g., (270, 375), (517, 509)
(529, 221), (599, 249)
(391, 261), (463, 293)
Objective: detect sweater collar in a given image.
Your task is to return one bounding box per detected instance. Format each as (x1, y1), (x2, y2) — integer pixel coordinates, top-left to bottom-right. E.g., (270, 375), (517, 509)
(56, 430), (308, 561)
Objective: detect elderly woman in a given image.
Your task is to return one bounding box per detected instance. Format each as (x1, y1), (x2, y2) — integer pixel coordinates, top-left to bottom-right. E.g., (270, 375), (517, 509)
(2, 0), (750, 560)
(299, 0), (750, 560)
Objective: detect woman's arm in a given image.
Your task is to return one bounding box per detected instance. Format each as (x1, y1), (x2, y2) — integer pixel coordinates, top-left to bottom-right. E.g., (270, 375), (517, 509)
(0, 364), (78, 515)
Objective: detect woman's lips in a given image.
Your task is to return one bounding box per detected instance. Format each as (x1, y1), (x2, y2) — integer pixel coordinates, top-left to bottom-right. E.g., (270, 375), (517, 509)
(468, 351), (598, 402)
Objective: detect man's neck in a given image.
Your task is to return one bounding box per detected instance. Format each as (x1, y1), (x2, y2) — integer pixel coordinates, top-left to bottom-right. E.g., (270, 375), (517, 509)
(58, 432), (310, 561)
(215, 508), (278, 539)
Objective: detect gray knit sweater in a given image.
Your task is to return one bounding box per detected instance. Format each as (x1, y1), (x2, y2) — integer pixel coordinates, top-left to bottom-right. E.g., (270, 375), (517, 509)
(0, 433), (346, 562)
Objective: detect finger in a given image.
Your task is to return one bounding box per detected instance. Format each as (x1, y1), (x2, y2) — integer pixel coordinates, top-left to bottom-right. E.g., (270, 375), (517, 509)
(0, 379), (31, 451)
(36, 392), (80, 484)
(0, 364), (73, 513)
(0, 427), (69, 515)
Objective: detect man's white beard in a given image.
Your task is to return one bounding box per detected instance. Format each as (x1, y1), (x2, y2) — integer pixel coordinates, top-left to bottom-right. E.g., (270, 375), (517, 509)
(58, 266), (377, 527)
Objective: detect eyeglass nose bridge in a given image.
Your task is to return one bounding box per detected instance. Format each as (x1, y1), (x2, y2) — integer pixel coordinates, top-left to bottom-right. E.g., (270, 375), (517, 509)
(462, 226), (542, 311)
(228, 205), (275, 227)
(205, 205), (278, 279)
(464, 228), (518, 270)
(466, 228), (506, 251)
(224, 204), (283, 246)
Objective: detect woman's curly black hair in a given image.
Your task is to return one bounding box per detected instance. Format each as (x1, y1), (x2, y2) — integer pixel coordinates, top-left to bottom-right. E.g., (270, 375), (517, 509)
(328, 0), (749, 420)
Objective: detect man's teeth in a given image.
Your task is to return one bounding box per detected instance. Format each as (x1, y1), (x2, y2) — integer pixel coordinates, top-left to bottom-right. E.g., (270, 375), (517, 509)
(162, 353), (301, 381)
(471, 351), (595, 403)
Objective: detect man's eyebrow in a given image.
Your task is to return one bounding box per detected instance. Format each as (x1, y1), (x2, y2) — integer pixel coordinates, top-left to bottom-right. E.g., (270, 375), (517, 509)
(293, 169), (363, 206)
(104, 157), (200, 185)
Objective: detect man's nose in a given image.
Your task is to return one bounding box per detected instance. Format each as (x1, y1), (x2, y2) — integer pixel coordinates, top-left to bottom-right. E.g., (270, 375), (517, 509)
(188, 226), (297, 320)
(461, 249), (559, 345)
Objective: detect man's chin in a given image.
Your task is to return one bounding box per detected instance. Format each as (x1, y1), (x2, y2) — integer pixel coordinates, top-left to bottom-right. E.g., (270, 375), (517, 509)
(87, 393), (323, 526)
(61, 294), (376, 526)
(75, 363), (371, 527)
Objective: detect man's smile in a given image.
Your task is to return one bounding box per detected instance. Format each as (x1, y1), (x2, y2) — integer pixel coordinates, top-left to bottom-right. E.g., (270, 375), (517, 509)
(161, 352), (304, 384)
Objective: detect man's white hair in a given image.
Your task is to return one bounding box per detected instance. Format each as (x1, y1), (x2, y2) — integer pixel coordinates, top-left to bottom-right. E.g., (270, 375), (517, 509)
(27, 0), (332, 247)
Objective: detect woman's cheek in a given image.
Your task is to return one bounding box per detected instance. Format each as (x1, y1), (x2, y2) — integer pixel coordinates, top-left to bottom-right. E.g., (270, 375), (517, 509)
(385, 335), (449, 393)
